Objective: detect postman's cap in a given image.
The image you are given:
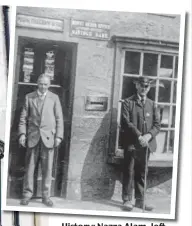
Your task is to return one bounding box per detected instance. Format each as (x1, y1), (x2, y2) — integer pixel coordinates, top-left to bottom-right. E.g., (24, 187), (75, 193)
(134, 76), (152, 85)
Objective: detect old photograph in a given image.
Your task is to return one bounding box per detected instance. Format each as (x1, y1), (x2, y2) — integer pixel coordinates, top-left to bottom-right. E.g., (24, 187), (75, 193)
(2, 6), (185, 219)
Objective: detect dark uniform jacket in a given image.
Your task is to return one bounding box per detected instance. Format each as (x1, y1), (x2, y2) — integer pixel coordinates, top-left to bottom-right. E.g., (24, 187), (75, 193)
(121, 94), (161, 152)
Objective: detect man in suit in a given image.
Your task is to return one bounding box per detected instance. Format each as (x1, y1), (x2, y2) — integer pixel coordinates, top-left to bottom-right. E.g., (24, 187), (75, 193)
(18, 73), (64, 207)
(121, 76), (161, 211)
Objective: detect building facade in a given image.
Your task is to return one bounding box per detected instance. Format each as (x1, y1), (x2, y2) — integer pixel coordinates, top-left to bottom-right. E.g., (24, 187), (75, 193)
(8, 7), (180, 201)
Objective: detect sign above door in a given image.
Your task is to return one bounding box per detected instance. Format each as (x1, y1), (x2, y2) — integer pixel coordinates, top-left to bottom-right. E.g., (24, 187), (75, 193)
(16, 14), (64, 32)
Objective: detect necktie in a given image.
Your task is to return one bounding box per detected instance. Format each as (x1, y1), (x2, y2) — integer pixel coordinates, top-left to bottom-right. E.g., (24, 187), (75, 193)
(141, 97), (145, 106)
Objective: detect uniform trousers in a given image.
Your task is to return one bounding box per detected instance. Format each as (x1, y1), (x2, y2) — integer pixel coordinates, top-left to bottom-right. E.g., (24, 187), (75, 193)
(122, 147), (150, 202)
(22, 139), (54, 199)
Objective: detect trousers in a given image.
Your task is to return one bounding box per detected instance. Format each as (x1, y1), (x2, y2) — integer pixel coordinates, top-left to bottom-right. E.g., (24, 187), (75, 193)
(22, 139), (54, 199)
(122, 147), (150, 202)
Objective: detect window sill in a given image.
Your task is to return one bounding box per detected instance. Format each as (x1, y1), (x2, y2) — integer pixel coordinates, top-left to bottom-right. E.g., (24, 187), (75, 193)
(107, 152), (173, 167)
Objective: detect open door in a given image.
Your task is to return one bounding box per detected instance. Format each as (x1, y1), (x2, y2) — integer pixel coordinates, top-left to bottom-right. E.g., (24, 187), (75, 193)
(8, 37), (77, 198)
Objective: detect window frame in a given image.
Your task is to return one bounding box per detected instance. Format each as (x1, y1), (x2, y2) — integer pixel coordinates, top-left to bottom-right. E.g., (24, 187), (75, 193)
(108, 36), (179, 163)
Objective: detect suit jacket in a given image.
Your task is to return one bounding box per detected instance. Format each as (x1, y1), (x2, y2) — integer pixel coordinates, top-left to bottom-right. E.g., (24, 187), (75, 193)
(18, 90), (64, 149)
(121, 94), (161, 152)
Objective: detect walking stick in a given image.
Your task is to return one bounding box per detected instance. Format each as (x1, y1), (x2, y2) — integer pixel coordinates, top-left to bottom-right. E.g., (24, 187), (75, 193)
(142, 100), (149, 213)
(143, 144), (149, 213)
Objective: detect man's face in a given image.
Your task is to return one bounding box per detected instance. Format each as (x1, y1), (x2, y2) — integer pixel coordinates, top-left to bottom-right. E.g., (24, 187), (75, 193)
(136, 82), (150, 97)
(37, 77), (50, 94)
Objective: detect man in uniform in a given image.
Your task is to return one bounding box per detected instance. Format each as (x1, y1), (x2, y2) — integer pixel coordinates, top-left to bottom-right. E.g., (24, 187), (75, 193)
(18, 74), (64, 207)
(121, 76), (161, 211)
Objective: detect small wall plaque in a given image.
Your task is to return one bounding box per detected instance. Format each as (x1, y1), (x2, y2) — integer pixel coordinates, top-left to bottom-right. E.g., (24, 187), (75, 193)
(85, 96), (108, 111)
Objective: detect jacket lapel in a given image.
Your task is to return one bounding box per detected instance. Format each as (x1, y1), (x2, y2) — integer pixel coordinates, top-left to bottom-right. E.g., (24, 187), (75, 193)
(31, 91), (39, 112)
(41, 90), (51, 118)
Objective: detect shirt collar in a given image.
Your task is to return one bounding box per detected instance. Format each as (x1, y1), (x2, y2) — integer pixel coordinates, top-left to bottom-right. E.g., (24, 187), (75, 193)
(137, 94), (146, 103)
(37, 90), (47, 97)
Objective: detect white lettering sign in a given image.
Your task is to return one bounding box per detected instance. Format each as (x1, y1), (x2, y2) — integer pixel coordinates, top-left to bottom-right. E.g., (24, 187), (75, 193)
(70, 19), (110, 40)
(16, 14), (64, 32)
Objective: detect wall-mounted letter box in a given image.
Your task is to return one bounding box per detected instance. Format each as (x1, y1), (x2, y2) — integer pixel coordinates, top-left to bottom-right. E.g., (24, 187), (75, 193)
(85, 96), (108, 111)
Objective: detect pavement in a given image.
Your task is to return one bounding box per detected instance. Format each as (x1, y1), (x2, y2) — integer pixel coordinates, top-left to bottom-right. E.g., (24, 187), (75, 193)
(6, 193), (171, 214)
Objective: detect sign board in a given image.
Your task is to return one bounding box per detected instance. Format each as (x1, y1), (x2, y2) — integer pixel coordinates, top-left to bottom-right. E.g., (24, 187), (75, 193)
(16, 14), (64, 32)
(70, 19), (110, 40)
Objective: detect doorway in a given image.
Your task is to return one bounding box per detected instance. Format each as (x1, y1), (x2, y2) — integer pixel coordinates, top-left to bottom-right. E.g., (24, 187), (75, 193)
(8, 36), (77, 198)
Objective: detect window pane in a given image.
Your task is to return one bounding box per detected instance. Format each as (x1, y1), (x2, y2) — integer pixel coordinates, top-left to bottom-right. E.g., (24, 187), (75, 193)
(124, 51), (140, 74)
(143, 53), (158, 77)
(172, 106), (176, 128)
(147, 79), (156, 101)
(169, 131), (175, 152)
(121, 76), (136, 99)
(156, 130), (168, 153)
(156, 130), (175, 153)
(159, 55), (173, 78)
(158, 80), (171, 103)
(174, 56), (178, 78)
(173, 81), (177, 103)
(157, 105), (170, 128)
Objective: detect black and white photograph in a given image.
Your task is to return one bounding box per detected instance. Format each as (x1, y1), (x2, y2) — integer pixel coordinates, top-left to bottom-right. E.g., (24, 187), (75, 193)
(2, 6), (185, 219)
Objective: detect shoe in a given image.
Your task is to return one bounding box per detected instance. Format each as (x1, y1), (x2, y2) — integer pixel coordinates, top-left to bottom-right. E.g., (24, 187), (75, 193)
(122, 200), (133, 211)
(135, 200), (154, 211)
(42, 198), (53, 207)
(20, 199), (30, 206)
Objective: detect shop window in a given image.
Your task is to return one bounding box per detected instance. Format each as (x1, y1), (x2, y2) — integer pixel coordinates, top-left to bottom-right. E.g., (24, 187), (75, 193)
(143, 53), (158, 77)
(115, 50), (178, 156)
(124, 51), (141, 74)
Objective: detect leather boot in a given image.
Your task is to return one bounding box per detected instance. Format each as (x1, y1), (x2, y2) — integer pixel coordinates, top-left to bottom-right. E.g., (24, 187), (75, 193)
(122, 200), (133, 211)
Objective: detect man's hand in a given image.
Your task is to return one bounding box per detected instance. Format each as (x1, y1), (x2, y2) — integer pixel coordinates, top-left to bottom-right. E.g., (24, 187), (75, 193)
(138, 135), (148, 147)
(54, 137), (62, 147)
(138, 133), (152, 148)
(143, 133), (152, 143)
(19, 134), (26, 147)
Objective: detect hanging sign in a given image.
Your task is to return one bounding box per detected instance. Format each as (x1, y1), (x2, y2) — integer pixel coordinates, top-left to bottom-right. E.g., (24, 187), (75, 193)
(17, 14), (64, 32)
(70, 19), (110, 40)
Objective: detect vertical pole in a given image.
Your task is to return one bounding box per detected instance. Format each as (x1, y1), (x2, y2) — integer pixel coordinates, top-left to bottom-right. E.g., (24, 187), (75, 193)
(142, 101), (149, 213)
(143, 145), (149, 213)
(13, 211), (20, 226)
(2, 6), (9, 68)
(0, 158), (1, 226)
